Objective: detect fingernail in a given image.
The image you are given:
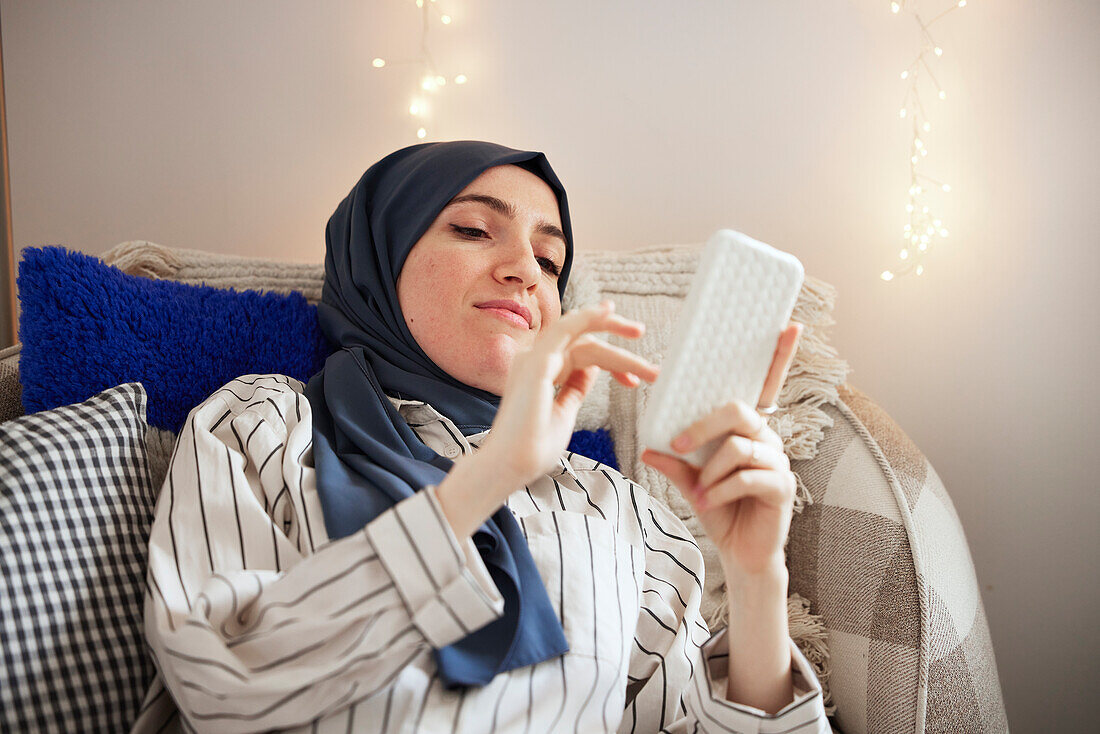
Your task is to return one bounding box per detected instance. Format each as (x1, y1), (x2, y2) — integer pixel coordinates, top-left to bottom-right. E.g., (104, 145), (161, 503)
(672, 435), (691, 451)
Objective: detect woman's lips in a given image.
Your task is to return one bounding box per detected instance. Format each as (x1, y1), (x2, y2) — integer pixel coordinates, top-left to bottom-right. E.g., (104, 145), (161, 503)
(477, 306), (530, 329)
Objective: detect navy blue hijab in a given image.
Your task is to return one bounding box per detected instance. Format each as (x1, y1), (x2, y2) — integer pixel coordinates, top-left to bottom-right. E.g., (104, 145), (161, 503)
(304, 141), (573, 689)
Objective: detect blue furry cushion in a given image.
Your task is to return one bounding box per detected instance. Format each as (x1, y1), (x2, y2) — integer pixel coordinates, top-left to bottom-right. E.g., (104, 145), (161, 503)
(567, 427), (619, 471)
(17, 246), (333, 432)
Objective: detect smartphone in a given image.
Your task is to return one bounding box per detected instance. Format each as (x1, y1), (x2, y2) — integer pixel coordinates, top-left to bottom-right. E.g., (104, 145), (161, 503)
(637, 229), (804, 467)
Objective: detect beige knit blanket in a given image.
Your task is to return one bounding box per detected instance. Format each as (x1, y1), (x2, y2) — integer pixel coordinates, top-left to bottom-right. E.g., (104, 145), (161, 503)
(104, 240), (848, 713)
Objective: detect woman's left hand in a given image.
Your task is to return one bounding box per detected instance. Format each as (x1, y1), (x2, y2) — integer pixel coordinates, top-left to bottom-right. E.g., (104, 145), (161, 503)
(640, 322), (803, 580)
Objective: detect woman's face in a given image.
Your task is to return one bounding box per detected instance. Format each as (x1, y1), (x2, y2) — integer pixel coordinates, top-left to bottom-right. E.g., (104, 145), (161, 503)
(396, 164), (567, 396)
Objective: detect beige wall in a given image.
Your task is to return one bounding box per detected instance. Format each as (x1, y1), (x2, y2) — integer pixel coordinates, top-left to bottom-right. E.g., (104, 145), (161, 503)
(2, 0), (1097, 729)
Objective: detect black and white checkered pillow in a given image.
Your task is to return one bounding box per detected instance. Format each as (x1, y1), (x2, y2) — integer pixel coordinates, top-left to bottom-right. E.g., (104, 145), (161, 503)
(0, 382), (158, 733)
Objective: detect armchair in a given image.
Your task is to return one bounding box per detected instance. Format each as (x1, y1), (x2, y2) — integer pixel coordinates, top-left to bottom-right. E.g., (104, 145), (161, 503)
(0, 240), (1008, 733)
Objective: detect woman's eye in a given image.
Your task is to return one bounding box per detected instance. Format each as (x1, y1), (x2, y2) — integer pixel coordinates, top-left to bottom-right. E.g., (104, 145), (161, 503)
(538, 258), (562, 277)
(452, 225), (488, 239)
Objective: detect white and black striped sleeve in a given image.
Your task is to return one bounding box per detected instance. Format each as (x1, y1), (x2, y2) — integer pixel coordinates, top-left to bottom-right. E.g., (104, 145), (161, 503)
(621, 481), (830, 733)
(141, 375), (504, 734)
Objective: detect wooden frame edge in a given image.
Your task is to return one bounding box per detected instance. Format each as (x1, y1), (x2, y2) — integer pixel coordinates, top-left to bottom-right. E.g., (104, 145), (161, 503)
(0, 13), (14, 348)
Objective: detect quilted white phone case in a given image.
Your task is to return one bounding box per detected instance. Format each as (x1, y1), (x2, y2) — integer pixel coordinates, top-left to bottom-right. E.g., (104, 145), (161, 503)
(637, 229), (804, 467)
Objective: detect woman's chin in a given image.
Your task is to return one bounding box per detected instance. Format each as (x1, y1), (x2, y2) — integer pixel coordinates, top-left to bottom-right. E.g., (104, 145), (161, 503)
(462, 373), (507, 397)
(458, 351), (514, 395)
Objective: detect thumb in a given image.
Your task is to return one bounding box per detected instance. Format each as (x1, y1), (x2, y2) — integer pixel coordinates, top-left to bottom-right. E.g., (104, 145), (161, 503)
(555, 365), (599, 412)
(640, 448), (700, 498)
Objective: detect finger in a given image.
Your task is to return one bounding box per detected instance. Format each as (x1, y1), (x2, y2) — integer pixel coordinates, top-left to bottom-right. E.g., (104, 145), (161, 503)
(534, 301), (645, 363)
(696, 469), (796, 512)
(696, 436), (789, 489)
(757, 322), (803, 409)
(639, 448), (700, 497)
(566, 336), (660, 383)
(612, 371), (642, 387)
(533, 301), (615, 357)
(670, 400), (767, 456)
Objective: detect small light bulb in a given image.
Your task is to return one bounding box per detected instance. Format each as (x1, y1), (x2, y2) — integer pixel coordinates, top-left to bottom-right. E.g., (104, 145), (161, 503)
(906, 203), (914, 212)
(958, 0), (966, 7)
(421, 77), (434, 90)
(890, 2), (900, 13)
(939, 90), (947, 100)
(417, 127), (427, 139)
(926, 226), (934, 234)
(435, 75), (446, 86)
(942, 183), (951, 192)
(934, 47), (943, 56)
(922, 206), (929, 214)
(409, 102), (420, 115)
(915, 186), (923, 194)
(912, 156), (919, 164)
(921, 234), (930, 243)
(916, 265), (924, 275)
(901, 249), (909, 259)
(911, 234), (919, 244)
(918, 242), (927, 251)
(441, 14), (451, 24)
(454, 74), (467, 84)
(933, 219), (942, 227)
(882, 270), (895, 281)
(899, 108), (907, 118)
(416, 0), (423, 6)
(915, 139), (923, 148)
(372, 58), (386, 68)
(904, 223), (912, 230)
(923, 122), (931, 131)
(920, 149), (928, 157)
(901, 70), (909, 80)
(940, 229), (949, 237)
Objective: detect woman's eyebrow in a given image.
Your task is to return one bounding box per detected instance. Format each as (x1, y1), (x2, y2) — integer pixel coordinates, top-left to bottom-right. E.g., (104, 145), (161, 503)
(446, 194), (567, 255)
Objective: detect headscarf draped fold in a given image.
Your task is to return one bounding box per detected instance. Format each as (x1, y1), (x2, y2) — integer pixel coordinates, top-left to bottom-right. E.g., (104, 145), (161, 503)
(304, 141), (574, 689)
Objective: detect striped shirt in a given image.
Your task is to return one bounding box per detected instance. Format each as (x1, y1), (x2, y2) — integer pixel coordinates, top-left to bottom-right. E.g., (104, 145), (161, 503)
(131, 374), (830, 733)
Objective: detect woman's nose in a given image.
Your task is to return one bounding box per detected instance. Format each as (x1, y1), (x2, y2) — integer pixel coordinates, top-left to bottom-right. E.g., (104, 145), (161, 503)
(496, 241), (541, 284)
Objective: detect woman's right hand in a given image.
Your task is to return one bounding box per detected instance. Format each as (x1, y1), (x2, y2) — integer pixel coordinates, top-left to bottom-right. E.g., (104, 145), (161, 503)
(479, 300), (659, 492)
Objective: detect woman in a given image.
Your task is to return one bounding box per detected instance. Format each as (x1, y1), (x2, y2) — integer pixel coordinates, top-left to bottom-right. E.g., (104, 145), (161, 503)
(133, 141), (829, 733)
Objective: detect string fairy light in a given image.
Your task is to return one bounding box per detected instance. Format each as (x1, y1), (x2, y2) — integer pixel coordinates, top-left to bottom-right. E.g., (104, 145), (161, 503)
(881, 0), (971, 282)
(370, 0), (468, 141)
